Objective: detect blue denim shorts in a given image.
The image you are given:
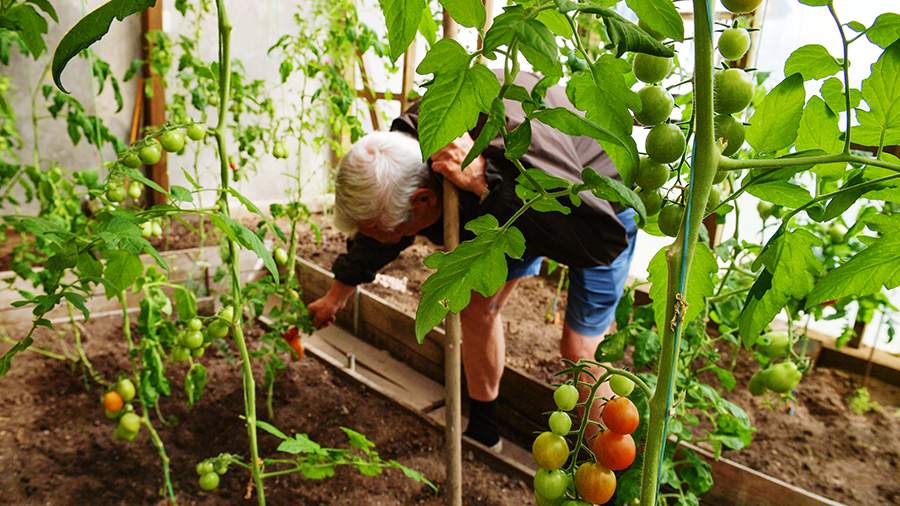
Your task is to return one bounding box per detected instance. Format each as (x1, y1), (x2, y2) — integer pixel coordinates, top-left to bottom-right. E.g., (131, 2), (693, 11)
(507, 208), (638, 336)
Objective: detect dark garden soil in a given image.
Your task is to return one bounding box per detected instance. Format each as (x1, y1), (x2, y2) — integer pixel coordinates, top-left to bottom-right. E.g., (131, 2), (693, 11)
(295, 218), (900, 506)
(0, 317), (532, 505)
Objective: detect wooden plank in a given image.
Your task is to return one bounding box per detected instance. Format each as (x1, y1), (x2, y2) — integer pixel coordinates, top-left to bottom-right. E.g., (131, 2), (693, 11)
(399, 43), (416, 112)
(140, 4), (168, 204)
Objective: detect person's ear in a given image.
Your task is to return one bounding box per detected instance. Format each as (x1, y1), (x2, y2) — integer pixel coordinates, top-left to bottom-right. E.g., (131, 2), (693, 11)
(410, 188), (438, 210)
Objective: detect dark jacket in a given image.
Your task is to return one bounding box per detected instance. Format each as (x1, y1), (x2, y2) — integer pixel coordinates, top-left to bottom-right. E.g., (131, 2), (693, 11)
(332, 71), (630, 286)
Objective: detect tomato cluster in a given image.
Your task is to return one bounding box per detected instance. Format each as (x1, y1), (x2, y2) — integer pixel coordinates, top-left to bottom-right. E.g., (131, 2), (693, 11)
(533, 375), (640, 505)
(101, 378), (142, 441)
(748, 332), (804, 396)
(195, 457), (229, 492)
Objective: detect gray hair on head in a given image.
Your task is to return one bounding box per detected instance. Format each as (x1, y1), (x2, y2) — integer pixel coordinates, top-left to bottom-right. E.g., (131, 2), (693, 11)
(334, 131), (429, 235)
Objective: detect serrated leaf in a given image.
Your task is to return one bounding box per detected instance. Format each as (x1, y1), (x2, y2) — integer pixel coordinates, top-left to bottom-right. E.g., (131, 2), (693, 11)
(257, 420), (289, 440)
(504, 121), (531, 160)
(52, 0), (157, 92)
(379, 0), (426, 62)
(5, 4), (48, 58)
(169, 185), (192, 203)
(226, 187), (263, 215)
(185, 363), (207, 406)
(626, 0), (685, 42)
(417, 38), (469, 74)
(278, 434), (323, 454)
(415, 215), (525, 340)
(418, 63), (499, 160)
(795, 96), (845, 177)
(341, 427), (376, 451)
(483, 7), (561, 77)
(577, 6), (673, 57)
(784, 44), (841, 80)
(0, 336), (34, 377)
(581, 168), (647, 225)
(855, 40), (900, 147)
(820, 77), (861, 114)
(173, 288), (196, 320)
(102, 250), (143, 297)
(647, 243), (717, 333)
(867, 13), (900, 49)
(122, 166), (167, 194)
(739, 229), (823, 345)
(209, 214), (279, 282)
(439, 0), (484, 29)
(746, 74), (806, 153)
(745, 181), (812, 208)
(806, 233), (900, 308)
(462, 97), (504, 168)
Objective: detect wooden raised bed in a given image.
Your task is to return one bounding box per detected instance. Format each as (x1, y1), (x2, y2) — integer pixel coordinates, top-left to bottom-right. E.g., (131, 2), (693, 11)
(293, 256), (845, 506)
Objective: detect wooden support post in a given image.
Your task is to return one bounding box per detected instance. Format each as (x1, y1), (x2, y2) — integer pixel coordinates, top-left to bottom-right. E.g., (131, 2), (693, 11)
(400, 44), (416, 112)
(441, 12), (462, 506)
(355, 50), (384, 130)
(140, 4), (168, 205)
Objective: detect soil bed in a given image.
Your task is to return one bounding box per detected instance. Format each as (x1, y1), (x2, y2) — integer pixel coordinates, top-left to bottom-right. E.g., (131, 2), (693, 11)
(295, 219), (900, 506)
(0, 317), (531, 505)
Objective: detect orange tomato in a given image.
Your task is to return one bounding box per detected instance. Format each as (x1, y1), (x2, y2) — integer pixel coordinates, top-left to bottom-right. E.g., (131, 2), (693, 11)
(575, 462), (617, 504)
(602, 397), (640, 434)
(288, 337), (304, 361)
(592, 430), (636, 470)
(102, 391), (124, 413)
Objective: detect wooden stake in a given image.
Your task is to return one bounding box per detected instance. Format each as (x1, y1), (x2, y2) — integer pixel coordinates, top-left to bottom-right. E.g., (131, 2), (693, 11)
(400, 43), (416, 112)
(140, 4), (168, 205)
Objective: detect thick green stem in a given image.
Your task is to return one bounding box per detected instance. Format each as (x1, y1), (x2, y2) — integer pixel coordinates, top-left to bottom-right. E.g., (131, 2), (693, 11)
(639, 1), (719, 504)
(212, 1), (266, 504)
(718, 152), (900, 174)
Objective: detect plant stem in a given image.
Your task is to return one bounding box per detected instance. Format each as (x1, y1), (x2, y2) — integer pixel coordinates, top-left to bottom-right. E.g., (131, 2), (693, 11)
(718, 152), (900, 174)
(639, 1), (718, 505)
(213, 1), (266, 504)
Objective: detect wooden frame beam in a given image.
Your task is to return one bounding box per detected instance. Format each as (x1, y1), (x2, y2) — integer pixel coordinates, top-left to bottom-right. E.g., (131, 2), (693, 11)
(140, 4), (168, 205)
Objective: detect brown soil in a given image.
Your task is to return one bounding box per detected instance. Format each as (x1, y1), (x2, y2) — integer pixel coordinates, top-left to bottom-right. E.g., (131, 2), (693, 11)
(0, 317), (531, 505)
(296, 219), (900, 506)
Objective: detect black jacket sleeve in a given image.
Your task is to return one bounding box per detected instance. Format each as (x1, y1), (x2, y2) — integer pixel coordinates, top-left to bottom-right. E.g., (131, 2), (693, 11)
(331, 233), (415, 286)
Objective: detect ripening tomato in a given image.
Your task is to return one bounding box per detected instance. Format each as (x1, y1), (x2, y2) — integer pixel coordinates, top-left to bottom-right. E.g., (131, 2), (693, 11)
(115, 379), (136, 402)
(574, 462), (616, 504)
(119, 412), (141, 434)
(706, 186), (722, 213)
(714, 69), (754, 114)
(758, 332), (790, 357)
(602, 397), (639, 434)
(634, 85), (674, 126)
(532, 432), (569, 470)
(748, 369), (769, 396)
(592, 430), (636, 470)
(139, 139), (163, 165)
(714, 114), (746, 157)
(765, 361), (802, 393)
(274, 247), (288, 265)
(287, 337), (304, 361)
(102, 391), (124, 413)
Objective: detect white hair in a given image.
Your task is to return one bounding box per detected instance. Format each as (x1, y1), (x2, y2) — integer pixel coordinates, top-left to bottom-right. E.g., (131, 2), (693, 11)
(333, 131), (430, 234)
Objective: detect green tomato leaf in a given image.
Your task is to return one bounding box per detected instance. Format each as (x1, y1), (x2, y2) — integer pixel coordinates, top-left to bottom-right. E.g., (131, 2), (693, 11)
(594, 329), (626, 362)
(0, 336), (34, 377)
(173, 288), (196, 321)
(744, 181), (812, 208)
(819, 77), (861, 114)
(533, 107), (638, 181)
(866, 12), (900, 49)
(483, 7), (561, 77)
(795, 96), (845, 177)
(209, 214), (279, 283)
(121, 166), (167, 195)
(807, 233), (900, 308)
(185, 363), (207, 407)
(739, 229), (823, 346)
(415, 215), (526, 340)
(626, 0), (685, 42)
(257, 420), (290, 440)
(784, 44), (841, 80)
(379, 0), (426, 62)
(438, 0), (485, 29)
(746, 73), (805, 153)
(504, 121), (532, 160)
(854, 40), (900, 147)
(581, 167), (647, 225)
(4, 4), (49, 59)
(102, 250), (143, 297)
(647, 242), (717, 334)
(418, 62), (499, 160)
(52, 0), (158, 92)
(462, 97), (504, 169)
(417, 38), (469, 74)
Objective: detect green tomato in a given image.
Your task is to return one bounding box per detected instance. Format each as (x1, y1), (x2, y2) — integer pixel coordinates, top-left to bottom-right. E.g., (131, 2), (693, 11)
(114, 424), (138, 441)
(610, 375), (635, 397)
(534, 468), (569, 500)
(183, 330), (204, 349)
(121, 152), (142, 168)
(714, 69), (754, 114)
(535, 492), (564, 506)
(186, 123), (207, 141)
(207, 320), (230, 339)
(151, 221), (163, 237)
(758, 332), (790, 358)
(757, 201), (775, 220)
(635, 156), (669, 191)
(634, 85), (674, 126)
(159, 130), (186, 153)
(566, 52), (588, 73)
(658, 204), (684, 237)
(127, 181), (143, 200)
(139, 139), (163, 165)
(748, 369), (769, 396)
(721, 0), (763, 14)
(172, 346), (191, 362)
(828, 223), (847, 243)
(196, 461), (215, 476)
(713, 169), (729, 184)
(214, 461), (229, 475)
(633, 53), (673, 83)
(188, 318), (203, 331)
(199, 472), (220, 491)
(765, 361), (802, 393)
(638, 188), (663, 215)
(272, 141), (289, 159)
(706, 186), (722, 213)
(548, 411), (572, 436)
(116, 378), (136, 402)
(219, 306), (234, 323)
(106, 186), (127, 202)
(714, 114), (746, 157)
(192, 346), (205, 358)
(718, 28), (751, 61)
(119, 412), (142, 434)
(553, 384), (579, 411)
(645, 123), (686, 164)
(274, 247), (288, 265)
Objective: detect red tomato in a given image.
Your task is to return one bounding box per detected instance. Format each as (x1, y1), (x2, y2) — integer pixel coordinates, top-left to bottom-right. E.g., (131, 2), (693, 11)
(592, 430), (636, 471)
(602, 397), (639, 434)
(282, 326), (299, 341)
(575, 462), (616, 504)
(287, 337), (304, 361)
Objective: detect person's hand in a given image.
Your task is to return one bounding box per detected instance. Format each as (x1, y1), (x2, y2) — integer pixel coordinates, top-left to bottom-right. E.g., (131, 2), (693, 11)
(431, 133), (489, 197)
(308, 295), (343, 329)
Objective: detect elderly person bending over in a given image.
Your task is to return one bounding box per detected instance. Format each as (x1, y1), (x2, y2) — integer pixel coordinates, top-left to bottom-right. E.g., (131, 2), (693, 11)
(308, 71), (637, 450)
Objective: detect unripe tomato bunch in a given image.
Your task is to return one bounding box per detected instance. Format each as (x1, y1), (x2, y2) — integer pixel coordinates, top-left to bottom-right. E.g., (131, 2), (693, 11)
(533, 374), (640, 505)
(100, 378), (143, 441)
(747, 332), (805, 396)
(195, 455), (231, 492)
(171, 308), (234, 362)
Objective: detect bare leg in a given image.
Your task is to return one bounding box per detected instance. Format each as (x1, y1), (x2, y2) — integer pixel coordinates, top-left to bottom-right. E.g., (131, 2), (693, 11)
(460, 279), (520, 401)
